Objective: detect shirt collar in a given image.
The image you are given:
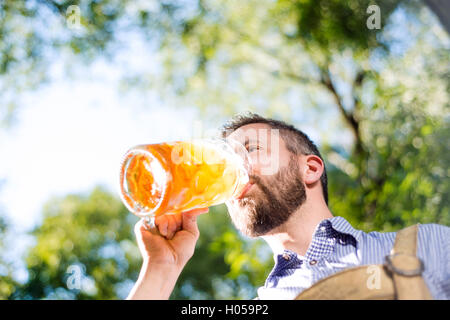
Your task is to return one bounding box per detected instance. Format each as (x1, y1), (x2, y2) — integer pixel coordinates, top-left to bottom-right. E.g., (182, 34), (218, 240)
(271, 216), (361, 260)
(327, 216), (362, 242)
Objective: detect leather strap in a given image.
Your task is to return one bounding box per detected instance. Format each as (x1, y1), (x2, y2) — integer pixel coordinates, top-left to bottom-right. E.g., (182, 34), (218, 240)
(296, 265), (395, 300)
(295, 224), (433, 300)
(386, 224), (433, 299)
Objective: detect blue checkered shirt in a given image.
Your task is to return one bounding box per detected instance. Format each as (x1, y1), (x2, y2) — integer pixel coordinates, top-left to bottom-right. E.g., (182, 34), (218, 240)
(256, 216), (450, 299)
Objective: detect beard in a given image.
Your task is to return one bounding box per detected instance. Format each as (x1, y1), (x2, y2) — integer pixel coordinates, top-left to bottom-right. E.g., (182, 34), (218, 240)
(226, 155), (307, 237)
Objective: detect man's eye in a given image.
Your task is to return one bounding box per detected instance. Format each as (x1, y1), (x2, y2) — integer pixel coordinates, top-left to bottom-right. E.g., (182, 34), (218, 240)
(248, 145), (260, 152)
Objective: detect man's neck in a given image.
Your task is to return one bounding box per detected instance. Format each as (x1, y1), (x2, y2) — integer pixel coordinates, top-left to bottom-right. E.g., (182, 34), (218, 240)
(261, 200), (333, 257)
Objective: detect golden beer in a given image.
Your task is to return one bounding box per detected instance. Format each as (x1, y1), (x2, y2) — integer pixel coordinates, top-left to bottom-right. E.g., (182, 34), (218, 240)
(119, 139), (250, 217)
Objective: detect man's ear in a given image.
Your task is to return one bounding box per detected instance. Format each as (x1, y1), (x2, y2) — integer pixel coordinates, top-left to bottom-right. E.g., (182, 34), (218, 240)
(302, 155), (324, 185)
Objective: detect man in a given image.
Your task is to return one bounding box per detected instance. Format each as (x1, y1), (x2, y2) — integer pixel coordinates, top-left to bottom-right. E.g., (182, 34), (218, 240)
(127, 113), (450, 300)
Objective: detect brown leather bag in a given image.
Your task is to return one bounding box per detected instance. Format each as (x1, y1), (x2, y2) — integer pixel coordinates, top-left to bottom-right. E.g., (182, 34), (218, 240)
(295, 224), (433, 300)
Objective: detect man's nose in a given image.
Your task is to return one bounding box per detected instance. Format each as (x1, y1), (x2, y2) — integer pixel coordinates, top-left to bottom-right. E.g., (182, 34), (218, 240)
(249, 155), (274, 177)
(248, 156), (261, 176)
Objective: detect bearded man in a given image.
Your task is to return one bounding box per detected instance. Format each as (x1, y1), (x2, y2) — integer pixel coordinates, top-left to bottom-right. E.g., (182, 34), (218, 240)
(127, 113), (450, 300)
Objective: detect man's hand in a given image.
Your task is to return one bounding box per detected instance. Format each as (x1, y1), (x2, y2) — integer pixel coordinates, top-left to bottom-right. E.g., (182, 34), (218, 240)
(127, 207), (209, 299)
(135, 207), (209, 268)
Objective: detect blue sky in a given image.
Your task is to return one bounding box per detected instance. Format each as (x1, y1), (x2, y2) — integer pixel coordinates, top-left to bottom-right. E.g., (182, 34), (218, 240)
(0, 58), (204, 232)
(0, 54), (208, 284)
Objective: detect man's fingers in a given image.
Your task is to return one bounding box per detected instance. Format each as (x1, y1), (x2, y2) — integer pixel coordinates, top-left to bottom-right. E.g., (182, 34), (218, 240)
(166, 214), (178, 240)
(174, 212), (182, 231)
(155, 215), (169, 237)
(140, 208), (208, 240)
(182, 207), (209, 236)
(184, 207), (210, 217)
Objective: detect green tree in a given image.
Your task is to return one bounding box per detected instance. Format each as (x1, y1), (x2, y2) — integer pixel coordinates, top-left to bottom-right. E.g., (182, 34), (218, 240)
(0, 214), (18, 298)
(1, 0), (448, 300)
(149, 0), (450, 231)
(13, 187), (140, 299)
(0, 179), (18, 299)
(12, 187), (271, 299)
(117, 0), (448, 232)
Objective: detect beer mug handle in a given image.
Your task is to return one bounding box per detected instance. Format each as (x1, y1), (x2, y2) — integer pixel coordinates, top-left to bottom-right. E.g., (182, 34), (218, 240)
(142, 216), (162, 236)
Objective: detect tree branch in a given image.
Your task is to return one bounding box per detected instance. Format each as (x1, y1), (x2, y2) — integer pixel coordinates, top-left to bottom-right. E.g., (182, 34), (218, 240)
(320, 70), (362, 153)
(230, 25), (314, 84)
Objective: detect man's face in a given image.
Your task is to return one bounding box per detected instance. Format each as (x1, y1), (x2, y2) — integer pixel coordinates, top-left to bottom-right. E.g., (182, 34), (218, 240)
(225, 123), (307, 237)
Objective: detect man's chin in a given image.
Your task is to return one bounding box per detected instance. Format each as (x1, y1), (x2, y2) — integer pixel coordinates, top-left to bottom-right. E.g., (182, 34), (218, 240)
(225, 204), (259, 236)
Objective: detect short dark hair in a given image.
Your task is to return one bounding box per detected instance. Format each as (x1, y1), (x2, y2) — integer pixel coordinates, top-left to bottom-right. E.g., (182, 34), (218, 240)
(221, 112), (328, 205)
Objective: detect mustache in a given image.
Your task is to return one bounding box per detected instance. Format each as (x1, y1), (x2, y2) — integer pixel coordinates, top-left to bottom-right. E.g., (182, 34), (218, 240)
(248, 174), (273, 199)
(235, 175), (263, 205)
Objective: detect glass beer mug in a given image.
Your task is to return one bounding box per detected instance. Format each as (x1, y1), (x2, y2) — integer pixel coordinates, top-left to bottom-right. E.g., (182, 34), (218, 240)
(119, 138), (252, 218)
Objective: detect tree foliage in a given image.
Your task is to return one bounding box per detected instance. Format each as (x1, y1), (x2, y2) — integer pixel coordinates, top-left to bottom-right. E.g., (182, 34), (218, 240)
(12, 187), (139, 299)
(129, 0), (449, 230)
(8, 188), (270, 299)
(0, 214), (18, 299)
